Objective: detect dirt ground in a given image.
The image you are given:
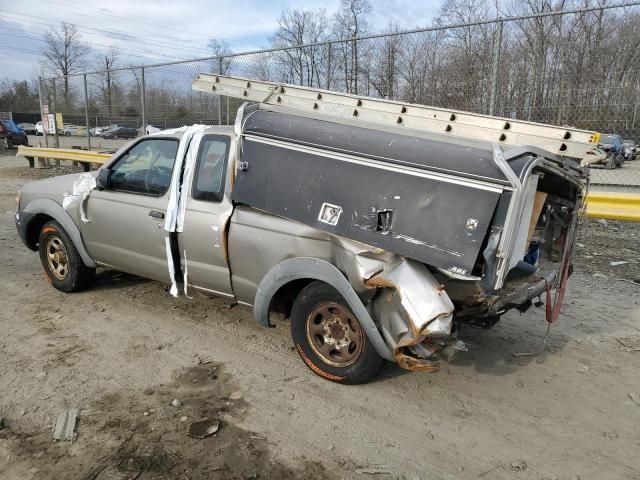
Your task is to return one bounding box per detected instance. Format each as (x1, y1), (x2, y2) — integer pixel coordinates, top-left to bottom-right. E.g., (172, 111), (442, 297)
(0, 154), (639, 480)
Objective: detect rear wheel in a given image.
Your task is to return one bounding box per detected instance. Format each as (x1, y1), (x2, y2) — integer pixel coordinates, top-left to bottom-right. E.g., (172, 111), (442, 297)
(290, 281), (383, 384)
(38, 221), (95, 292)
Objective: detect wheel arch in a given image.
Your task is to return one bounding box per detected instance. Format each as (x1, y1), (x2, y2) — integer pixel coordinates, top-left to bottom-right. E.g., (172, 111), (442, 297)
(23, 198), (96, 268)
(253, 257), (394, 361)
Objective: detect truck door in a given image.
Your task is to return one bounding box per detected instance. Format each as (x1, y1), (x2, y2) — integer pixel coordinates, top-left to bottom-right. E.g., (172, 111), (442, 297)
(179, 134), (234, 297)
(81, 137), (179, 283)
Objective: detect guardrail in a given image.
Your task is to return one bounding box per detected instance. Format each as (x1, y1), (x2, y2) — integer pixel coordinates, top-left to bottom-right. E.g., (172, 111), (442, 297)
(16, 146), (112, 171)
(585, 192), (640, 222)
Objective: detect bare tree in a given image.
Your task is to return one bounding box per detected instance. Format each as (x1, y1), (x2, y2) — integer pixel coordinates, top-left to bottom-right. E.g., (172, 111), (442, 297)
(96, 47), (119, 117)
(42, 23), (89, 108)
(271, 9), (330, 86)
(333, 0), (371, 93)
(208, 39), (233, 74)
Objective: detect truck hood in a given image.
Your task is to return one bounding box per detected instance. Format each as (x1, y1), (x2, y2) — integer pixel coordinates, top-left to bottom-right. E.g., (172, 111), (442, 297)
(20, 172), (97, 207)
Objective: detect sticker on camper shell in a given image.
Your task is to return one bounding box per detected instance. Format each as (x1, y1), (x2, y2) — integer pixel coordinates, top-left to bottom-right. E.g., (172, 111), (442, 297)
(318, 202), (342, 226)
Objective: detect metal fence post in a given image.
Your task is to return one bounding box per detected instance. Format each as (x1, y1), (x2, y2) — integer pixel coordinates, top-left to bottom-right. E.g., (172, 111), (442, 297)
(83, 74), (91, 150)
(141, 67), (146, 131)
(488, 20), (503, 117)
(326, 43), (332, 90)
(52, 79), (60, 161)
(218, 57), (223, 126)
(37, 77), (49, 148)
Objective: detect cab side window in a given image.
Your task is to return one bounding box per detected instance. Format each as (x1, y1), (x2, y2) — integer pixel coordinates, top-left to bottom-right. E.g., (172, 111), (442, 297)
(192, 135), (230, 202)
(110, 139), (178, 195)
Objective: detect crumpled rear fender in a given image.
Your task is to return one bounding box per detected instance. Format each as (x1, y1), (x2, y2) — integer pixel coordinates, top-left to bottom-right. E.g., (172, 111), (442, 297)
(365, 257), (455, 371)
(253, 257), (395, 361)
(254, 236), (455, 370)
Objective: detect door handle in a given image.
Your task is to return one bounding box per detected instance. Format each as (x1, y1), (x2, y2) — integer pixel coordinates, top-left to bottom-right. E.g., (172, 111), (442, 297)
(149, 210), (165, 219)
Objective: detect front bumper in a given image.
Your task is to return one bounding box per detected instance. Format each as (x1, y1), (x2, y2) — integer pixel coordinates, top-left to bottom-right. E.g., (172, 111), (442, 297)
(15, 209), (36, 250)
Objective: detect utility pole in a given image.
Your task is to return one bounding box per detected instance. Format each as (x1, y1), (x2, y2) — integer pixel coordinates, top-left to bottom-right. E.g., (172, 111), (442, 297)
(83, 74), (91, 150)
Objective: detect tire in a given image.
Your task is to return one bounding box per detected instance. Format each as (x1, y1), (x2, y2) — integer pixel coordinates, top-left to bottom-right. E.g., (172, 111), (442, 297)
(38, 221), (95, 292)
(64, 131), (71, 136)
(290, 281), (383, 384)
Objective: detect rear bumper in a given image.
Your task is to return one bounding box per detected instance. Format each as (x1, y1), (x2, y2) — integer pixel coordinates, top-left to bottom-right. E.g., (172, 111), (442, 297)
(447, 267), (559, 321)
(486, 269), (556, 315)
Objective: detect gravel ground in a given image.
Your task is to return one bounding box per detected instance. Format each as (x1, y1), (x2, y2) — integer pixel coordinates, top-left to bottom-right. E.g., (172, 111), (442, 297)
(0, 153), (639, 480)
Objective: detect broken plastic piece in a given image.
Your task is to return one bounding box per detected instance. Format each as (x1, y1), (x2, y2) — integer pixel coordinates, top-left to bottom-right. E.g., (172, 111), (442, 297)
(187, 418), (220, 438)
(52, 408), (78, 442)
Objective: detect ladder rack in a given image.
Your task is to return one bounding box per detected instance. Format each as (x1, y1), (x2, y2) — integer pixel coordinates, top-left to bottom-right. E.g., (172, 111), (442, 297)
(192, 74), (600, 160)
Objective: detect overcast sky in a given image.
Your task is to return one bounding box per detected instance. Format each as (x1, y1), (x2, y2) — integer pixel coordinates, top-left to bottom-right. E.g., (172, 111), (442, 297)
(0, 0), (442, 81)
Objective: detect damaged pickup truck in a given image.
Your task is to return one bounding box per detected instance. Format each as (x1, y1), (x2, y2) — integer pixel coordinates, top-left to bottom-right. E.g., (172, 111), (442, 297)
(15, 77), (590, 384)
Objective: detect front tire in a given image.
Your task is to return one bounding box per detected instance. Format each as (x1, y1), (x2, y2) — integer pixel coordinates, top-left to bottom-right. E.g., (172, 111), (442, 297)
(38, 221), (95, 292)
(291, 281), (383, 384)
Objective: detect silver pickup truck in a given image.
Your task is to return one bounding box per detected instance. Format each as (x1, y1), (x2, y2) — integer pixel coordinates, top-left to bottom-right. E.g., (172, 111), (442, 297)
(15, 103), (587, 384)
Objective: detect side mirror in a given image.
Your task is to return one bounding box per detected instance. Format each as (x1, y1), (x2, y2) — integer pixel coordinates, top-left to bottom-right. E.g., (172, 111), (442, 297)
(96, 168), (111, 190)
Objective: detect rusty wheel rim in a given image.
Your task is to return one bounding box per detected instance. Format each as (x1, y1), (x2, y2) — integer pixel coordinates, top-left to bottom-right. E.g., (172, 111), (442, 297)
(305, 301), (364, 367)
(46, 237), (69, 280)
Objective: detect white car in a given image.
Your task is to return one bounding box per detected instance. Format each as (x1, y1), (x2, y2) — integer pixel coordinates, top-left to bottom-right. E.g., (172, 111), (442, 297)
(90, 125), (112, 136)
(35, 121), (44, 136)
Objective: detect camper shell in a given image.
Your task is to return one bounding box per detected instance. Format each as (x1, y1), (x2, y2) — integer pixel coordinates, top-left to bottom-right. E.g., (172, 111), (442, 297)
(233, 103), (586, 297)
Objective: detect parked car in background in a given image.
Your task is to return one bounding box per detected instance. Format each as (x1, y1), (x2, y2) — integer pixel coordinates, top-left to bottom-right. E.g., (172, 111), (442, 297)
(0, 119), (28, 148)
(90, 125), (115, 136)
(35, 121), (44, 136)
(622, 139), (636, 161)
(17, 123), (37, 135)
(598, 133), (625, 169)
(139, 124), (162, 135)
(99, 126), (138, 139)
(61, 125), (88, 136)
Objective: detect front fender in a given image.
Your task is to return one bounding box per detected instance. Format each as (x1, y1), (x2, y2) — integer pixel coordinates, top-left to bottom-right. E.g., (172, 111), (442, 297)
(254, 257), (395, 361)
(22, 198), (96, 268)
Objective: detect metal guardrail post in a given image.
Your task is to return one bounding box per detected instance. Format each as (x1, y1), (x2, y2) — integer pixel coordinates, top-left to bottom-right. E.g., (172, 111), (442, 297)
(488, 20), (503, 117)
(141, 67), (146, 132)
(84, 74), (91, 150)
(37, 77), (49, 148)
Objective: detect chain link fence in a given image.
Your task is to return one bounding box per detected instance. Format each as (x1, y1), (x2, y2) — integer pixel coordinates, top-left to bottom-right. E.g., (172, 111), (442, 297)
(38, 3), (640, 189)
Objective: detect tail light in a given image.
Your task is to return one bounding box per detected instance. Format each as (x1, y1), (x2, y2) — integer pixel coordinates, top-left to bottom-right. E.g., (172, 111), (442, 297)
(0, 123), (7, 134)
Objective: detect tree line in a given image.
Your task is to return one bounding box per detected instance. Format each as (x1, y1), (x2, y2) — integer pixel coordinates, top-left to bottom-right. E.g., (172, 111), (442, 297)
(1, 0), (639, 137)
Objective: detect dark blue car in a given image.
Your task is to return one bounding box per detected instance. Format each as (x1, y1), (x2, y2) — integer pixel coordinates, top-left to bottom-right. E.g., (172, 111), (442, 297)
(599, 133), (625, 169)
(0, 120), (28, 148)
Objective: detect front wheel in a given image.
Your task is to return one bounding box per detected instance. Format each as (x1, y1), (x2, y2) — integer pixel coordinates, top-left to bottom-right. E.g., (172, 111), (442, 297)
(290, 281), (383, 384)
(38, 221), (95, 292)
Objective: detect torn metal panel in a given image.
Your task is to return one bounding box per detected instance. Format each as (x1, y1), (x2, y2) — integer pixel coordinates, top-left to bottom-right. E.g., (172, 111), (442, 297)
(366, 257), (455, 371)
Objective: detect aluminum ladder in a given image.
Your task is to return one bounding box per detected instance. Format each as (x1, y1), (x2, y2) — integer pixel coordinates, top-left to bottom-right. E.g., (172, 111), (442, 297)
(192, 73), (600, 160)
